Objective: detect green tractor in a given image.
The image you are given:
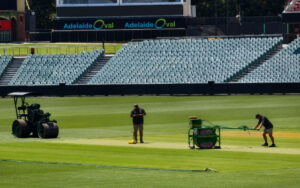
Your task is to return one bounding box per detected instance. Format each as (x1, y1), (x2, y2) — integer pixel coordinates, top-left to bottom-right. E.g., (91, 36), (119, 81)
(9, 92), (59, 139)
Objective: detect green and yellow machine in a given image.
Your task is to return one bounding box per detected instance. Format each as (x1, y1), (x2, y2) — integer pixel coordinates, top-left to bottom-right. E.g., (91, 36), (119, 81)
(188, 117), (255, 149)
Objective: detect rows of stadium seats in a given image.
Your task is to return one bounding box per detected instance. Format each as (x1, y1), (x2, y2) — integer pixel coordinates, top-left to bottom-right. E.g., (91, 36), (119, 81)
(239, 37), (300, 83)
(9, 50), (104, 85)
(88, 37), (282, 84)
(0, 55), (13, 77)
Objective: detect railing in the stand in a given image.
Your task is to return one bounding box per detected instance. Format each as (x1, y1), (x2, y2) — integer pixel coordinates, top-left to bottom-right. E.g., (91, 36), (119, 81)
(0, 45), (122, 56)
(56, 0), (183, 7)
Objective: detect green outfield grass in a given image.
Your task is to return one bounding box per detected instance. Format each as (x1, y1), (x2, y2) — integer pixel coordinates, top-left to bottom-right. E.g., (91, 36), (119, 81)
(0, 43), (123, 55)
(0, 95), (300, 187)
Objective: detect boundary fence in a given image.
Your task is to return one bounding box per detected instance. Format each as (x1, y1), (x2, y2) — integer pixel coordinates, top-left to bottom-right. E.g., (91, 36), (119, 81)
(1, 83), (299, 97)
(0, 44), (122, 56)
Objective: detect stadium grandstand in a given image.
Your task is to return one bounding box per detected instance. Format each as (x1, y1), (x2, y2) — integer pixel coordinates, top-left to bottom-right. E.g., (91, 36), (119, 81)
(1, 36), (300, 86)
(8, 50), (104, 86)
(0, 0), (300, 96)
(88, 37), (283, 84)
(0, 55), (13, 78)
(240, 37), (300, 83)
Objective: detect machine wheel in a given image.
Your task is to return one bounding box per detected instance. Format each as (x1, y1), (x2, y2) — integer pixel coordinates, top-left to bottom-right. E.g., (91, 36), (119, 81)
(194, 128), (217, 149)
(12, 119), (30, 138)
(189, 146), (195, 149)
(38, 122), (59, 138)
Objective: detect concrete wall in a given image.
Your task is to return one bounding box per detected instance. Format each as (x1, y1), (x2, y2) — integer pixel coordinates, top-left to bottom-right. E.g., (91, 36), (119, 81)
(1, 83), (300, 97)
(183, 0), (191, 17)
(17, 13), (26, 41)
(17, 0), (25, 12)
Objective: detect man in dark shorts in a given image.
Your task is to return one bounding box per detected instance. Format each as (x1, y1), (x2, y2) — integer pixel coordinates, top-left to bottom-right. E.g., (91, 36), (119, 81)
(130, 104), (146, 143)
(254, 114), (276, 147)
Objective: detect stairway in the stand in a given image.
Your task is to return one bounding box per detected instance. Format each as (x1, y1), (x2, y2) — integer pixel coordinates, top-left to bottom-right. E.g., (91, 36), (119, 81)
(76, 55), (113, 84)
(0, 57), (25, 85)
(229, 44), (283, 82)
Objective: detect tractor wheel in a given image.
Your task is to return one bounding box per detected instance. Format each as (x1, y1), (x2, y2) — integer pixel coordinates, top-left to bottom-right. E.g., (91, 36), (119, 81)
(38, 122), (59, 139)
(12, 119), (30, 138)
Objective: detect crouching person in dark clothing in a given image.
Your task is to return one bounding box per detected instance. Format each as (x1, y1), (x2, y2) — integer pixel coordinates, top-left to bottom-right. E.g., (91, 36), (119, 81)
(254, 114), (276, 147)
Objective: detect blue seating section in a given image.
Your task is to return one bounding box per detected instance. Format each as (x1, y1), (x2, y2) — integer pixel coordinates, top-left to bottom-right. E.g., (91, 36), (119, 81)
(9, 50), (104, 85)
(0, 55), (13, 77)
(239, 38), (300, 83)
(88, 37), (282, 84)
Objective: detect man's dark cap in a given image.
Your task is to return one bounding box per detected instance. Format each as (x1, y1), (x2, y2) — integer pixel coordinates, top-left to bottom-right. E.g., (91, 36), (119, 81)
(256, 114), (261, 118)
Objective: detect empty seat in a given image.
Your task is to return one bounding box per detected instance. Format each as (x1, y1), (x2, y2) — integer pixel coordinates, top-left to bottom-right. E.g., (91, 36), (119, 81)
(239, 37), (300, 83)
(9, 50), (104, 86)
(88, 37), (283, 85)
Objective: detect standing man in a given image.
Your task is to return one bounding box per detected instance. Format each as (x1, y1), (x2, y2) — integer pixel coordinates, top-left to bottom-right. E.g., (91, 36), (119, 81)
(254, 114), (276, 147)
(130, 104), (146, 143)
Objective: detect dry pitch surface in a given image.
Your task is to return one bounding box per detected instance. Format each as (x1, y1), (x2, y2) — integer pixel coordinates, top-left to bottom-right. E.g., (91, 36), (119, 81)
(52, 131), (300, 155)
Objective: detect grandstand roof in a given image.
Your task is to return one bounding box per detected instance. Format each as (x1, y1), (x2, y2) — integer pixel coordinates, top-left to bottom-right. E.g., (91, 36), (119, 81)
(284, 0), (300, 13)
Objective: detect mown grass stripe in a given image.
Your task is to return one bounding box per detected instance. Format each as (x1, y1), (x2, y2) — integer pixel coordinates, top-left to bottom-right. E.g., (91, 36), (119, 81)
(0, 159), (217, 173)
